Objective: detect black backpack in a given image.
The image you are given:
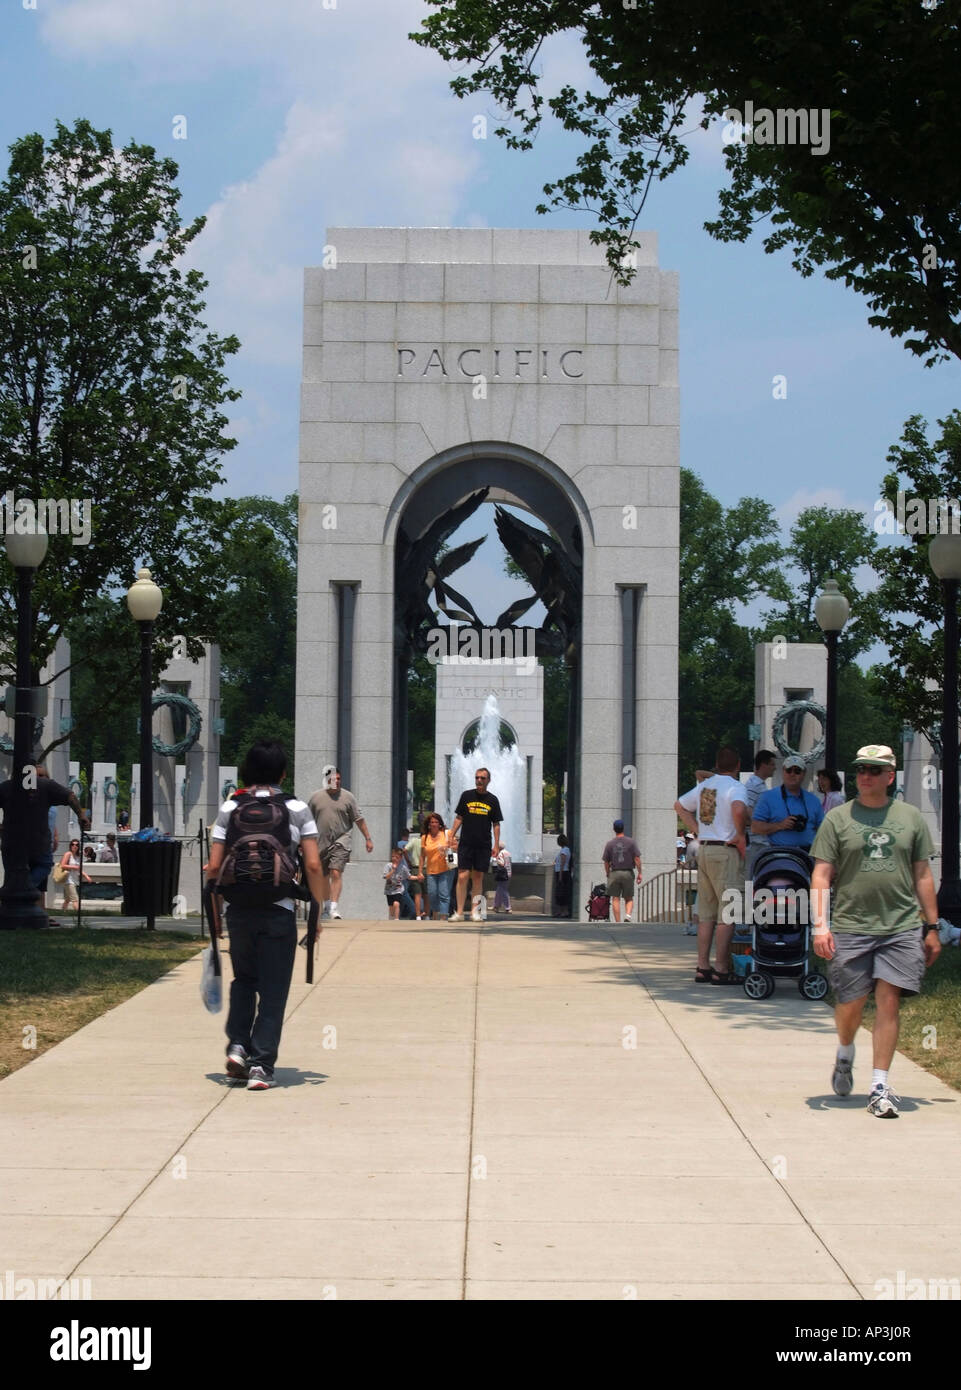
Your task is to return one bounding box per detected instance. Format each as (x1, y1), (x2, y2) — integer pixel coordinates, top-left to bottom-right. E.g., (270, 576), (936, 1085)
(216, 788), (304, 906)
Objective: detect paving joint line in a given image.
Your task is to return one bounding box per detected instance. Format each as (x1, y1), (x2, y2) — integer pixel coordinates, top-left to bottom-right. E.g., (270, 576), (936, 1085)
(460, 921), (483, 1300)
(608, 927), (863, 1299)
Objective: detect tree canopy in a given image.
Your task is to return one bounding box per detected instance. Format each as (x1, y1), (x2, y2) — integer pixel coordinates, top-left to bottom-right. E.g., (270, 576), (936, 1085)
(872, 410), (961, 749)
(414, 0), (961, 364)
(758, 505), (878, 663)
(0, 117), (240, 688)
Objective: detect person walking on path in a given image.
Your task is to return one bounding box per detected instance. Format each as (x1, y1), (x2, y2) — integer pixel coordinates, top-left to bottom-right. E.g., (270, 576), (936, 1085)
(58, 836), (93, 909)
(206, 739), (325, 1091)
(492, 843), (513, 913)
(810, 743), (941, 1119)
(674, 746), (748, 984)
(750, 755), (823, 852)
(601, 820), (641, 923)
(308, 768), (373, 920)
(449, 768), (502, 922)
(421, 812), (455, 919)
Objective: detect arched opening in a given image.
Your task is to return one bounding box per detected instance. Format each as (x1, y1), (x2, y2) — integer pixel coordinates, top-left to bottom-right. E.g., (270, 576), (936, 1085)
(461, 718), (517, 756)
(388, 442), (588, 878)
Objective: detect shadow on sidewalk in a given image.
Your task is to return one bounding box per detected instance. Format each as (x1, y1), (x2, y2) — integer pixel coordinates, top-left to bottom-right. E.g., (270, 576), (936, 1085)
(204, 1069), (330, 1089)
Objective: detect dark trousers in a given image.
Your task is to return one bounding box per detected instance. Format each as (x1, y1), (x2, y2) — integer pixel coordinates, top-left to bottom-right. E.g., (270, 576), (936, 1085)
(225, 903), (297, 1073)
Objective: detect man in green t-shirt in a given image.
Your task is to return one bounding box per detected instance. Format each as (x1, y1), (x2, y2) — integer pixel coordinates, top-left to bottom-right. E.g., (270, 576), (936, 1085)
(810, 744), (942, 1119)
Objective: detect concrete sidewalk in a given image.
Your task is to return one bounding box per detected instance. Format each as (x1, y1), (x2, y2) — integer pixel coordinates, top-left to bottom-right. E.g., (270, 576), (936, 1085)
(1, 918), (959, 1301)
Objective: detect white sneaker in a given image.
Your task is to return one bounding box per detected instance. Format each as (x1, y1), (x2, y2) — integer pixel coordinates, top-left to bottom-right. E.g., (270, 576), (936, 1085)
(831, 1054), (854, 1097)
(330, 909), (342, 920)
(246, 1066), (273, 1091)
(867, 1085), (900, 1118)
(448, 912), (463, 922)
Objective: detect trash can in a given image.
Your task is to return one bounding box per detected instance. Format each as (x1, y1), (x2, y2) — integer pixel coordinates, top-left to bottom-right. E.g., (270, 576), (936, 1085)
(118, 839), (182, 917)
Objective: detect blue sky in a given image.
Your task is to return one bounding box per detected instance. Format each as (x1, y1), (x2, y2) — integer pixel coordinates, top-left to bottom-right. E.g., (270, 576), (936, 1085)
(2, 0), (957, 627)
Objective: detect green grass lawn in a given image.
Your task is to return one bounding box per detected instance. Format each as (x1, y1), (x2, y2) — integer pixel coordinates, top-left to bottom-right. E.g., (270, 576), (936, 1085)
(0, 928), (202, 1080)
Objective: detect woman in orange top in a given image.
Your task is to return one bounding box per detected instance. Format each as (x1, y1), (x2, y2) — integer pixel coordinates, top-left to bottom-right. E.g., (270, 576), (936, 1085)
(421, 812), (454, 920)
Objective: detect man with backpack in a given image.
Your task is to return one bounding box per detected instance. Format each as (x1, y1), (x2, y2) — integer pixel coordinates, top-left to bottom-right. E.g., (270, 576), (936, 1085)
(206, 739), (324, 1091)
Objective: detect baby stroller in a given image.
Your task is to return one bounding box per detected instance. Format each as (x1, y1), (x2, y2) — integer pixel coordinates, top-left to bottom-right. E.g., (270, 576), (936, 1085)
(742, 847), (828, 1001)
(586, 884), (611, 921)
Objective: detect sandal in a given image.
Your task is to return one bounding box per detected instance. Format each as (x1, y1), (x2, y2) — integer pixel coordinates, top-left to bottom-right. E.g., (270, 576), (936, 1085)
(694, 966), (714, 983)
(710, 971), (738, 985)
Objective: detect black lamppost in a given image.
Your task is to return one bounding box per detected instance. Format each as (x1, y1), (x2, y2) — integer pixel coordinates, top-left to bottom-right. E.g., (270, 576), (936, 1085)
(0, 529), (49, 928)
(126, 569), (163, 832)
(929, 536), (961, 927)
(815, 577), (850, 773)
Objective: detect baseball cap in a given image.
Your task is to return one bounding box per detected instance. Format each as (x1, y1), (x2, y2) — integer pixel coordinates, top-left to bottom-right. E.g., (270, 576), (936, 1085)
(854, 744), (897, 768)
(613, 819), (624, 832)
(782, 756), (805, 771)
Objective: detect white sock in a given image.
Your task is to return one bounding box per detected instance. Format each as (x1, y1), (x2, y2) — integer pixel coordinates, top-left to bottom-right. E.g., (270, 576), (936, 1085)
(330, 900), (338, 912)
(871, 1068), (888, 1091)
(837, 1043), (855, 1062)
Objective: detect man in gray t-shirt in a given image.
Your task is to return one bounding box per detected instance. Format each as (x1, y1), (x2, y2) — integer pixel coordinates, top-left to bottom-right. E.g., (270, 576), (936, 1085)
(602, 820), (642, 923)
(308, 768), (373, 920)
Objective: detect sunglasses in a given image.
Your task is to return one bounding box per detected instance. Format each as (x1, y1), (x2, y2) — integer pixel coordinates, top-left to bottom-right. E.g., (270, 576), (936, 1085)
(855, 764), (887, 775)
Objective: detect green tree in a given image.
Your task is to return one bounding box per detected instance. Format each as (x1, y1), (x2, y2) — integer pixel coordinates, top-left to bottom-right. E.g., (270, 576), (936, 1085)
(678, 469), (786, 784)
(540, 652), (571, 830)
(872, 410), (961, 747)
(61, 496), (299, 794)
(0, 117), (240, 727)
(408, 651), (438, 815)
(415, 1), (961, 364)
(836, 664), (902, 794)
(215, 495), (297, 771)
(757, 505), (878, 662)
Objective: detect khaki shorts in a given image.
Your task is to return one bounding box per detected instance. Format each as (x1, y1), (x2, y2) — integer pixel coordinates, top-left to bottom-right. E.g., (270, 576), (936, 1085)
(320, 842), (350, 874)
(606, 869), (635, 902)
(696, 844), (743, 922)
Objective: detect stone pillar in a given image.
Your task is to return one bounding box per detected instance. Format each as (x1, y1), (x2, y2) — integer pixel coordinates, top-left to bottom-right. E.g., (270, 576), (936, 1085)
(902, 725), (942, 886)
(754, 642), (828, 790)
(91, 762), (119, 834)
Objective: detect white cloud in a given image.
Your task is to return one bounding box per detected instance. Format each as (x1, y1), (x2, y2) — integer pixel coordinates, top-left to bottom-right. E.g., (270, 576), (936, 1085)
(776, 487), (874, 529)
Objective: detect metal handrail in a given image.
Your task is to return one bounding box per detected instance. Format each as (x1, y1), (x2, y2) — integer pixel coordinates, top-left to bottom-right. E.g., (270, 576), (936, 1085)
(634, 866), (696, 924)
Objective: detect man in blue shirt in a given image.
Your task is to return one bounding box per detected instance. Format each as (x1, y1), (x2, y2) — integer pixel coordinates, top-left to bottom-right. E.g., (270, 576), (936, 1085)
(750, 755), (824, 851)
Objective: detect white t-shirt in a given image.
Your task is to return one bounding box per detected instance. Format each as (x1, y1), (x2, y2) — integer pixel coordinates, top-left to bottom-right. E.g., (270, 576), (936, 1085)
(212, 788), (317, 912)
(678, 774), (747, 843)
